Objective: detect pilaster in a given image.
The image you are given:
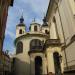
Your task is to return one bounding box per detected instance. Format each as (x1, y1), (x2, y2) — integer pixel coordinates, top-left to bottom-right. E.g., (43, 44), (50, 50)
(42, 57), (47, 75)
(46, 48), (55, 75)
(30, 56), (35, 75)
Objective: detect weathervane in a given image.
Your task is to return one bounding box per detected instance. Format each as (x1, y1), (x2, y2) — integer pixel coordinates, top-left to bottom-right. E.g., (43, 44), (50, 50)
(33, 18), (35, 22)
(32, 18), (36, 23)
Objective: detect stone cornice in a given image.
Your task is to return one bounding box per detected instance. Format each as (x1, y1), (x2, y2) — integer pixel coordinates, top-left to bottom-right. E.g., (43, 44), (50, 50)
(28, 50), (44, 56)
(14, 33), (49, 46)
(44, 39), (61, 48)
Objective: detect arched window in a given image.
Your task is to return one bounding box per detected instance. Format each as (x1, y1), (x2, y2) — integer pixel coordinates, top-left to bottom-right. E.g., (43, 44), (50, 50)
(16, 41), (23, 54)
(19, 29), (22, 34)
(34, 26), (37, 31)
(35, 56), (42, 75)
(30, 39), (43, 51)
(53, 52), (61, 75)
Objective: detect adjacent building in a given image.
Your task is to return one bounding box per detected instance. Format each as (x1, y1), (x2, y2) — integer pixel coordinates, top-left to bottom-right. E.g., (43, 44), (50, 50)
(0, 0), (14, 51)
(0, 51), (12, 75)
(0, 0), (14, 75)
(46, 0), (75, 75)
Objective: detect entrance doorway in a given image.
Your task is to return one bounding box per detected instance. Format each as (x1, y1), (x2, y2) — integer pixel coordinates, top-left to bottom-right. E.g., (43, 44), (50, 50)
(53, 52), (61, 75)
(35, 56), (42, 75)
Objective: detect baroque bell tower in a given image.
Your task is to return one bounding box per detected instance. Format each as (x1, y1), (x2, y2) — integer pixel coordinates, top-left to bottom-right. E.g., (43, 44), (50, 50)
(16, 16), (26, 37)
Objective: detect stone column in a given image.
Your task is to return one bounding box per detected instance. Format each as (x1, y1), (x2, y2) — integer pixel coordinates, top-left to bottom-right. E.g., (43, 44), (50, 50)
(42, 57), (47, 75)
(30, 56), (35, 75)
(46, 48), (55, 75)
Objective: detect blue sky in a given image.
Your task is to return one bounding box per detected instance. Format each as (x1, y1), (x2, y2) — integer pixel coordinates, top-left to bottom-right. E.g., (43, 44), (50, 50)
(3, 0), (49, 54)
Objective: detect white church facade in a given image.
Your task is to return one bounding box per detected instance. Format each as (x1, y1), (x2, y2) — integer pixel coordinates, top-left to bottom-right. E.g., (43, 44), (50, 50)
(14, 16), (64, 75)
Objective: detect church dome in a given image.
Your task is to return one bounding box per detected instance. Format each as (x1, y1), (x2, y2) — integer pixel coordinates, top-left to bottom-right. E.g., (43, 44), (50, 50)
(29, 19), (41, 32)
(17, 16), (25, 26)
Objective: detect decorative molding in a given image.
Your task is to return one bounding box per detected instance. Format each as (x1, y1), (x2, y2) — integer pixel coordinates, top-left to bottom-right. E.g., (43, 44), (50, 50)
(45, 39), (61, 48)
(28, 50), (44, 55)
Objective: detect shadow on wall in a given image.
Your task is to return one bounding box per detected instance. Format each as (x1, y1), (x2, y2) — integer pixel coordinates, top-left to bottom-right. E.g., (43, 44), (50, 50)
(11, 58), (31, 75)
(64, 72), (75, 75)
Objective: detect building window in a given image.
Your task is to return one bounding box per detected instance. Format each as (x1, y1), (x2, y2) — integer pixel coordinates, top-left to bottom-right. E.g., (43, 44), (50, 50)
(45, 30), (49, 34)
(19, 29), (22, 34)
(30, 39), (43, 51)
(34, 26), (37, 31)
(16, 41), (23, 54)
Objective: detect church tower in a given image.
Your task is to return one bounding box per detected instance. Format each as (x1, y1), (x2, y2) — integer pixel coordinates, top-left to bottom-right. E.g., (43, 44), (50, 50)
(16, 16), (26, 37)
(29, 19), (41, 32)
(41, 16), (49, 34)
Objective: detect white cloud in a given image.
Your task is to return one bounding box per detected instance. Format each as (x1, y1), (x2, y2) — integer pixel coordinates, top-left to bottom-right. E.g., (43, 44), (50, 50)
(35, 18), (43, 25)
(31, 0), (49, 12)
(17, 0), (49, 18)
(27, 0), (49, 16)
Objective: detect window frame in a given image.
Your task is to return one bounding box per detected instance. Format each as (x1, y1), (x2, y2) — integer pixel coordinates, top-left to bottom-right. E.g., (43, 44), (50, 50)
(30, 39), (43, 51)
(34, 25), (37, 31)
(16, 41), (23, 54)
(19, 29), (22, 34)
